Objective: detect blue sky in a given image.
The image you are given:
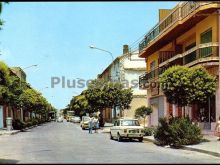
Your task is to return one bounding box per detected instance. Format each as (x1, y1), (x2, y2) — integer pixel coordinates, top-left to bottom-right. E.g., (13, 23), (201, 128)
(0, 2), (178, 110)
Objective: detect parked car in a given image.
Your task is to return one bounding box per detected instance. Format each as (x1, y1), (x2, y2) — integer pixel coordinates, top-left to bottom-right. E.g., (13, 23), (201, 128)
(80, 116), (91, 130)
(110, 118), (144, 142)
(72, 116), (81, 123)
(57, 116), (64, 122)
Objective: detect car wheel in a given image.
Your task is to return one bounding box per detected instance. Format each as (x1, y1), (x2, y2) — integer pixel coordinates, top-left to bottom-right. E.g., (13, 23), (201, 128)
(117, 133), (122, 142)
(139, 137), (143, 142)
(110, 133), (113, 140)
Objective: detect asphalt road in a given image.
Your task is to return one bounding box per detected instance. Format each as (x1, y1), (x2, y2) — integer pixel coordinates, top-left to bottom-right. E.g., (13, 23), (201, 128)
(0, 121), (220, 164)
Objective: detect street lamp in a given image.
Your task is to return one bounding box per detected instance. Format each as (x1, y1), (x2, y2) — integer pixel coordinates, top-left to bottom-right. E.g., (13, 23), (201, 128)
(89, 45), (114, 62)
(22, 64), (38, 70)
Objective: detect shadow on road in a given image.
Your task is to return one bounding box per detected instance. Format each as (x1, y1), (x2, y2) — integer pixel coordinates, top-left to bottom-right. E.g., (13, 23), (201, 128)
(112, 139), (143, 143)
(0, 159), (19, 164)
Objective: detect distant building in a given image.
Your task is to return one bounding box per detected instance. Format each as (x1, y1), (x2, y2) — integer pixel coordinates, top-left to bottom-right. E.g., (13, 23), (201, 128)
(10, 67), (26, 82)
(98, 45), (148, 125)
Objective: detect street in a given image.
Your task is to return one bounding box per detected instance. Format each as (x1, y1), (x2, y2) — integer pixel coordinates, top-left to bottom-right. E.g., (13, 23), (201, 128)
(0, 121), (219, 164)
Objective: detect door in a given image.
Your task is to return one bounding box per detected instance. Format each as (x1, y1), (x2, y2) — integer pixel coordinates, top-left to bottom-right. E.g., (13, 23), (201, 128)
(150, 104), (159, 126)
(0, 106), (3, 129)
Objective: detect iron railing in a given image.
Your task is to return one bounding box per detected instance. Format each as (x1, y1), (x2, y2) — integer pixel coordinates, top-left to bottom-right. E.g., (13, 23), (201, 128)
(139, 1), (215, 53)
(139, 42), (219, 88)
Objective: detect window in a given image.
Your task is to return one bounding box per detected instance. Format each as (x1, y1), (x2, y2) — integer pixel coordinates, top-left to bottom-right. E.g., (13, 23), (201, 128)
(121, 120), (140, 126)
(200, 29), (212, 57)
(184, 42), (196, 64)
(185, 42), (196, 51)
(150, 60), (156, 70)
(201, 29), (212, 44)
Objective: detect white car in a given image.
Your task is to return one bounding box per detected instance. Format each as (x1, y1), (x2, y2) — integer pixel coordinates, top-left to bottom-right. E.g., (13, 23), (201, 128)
(80, 116), (91, 130)
(72, 116), (81, 123)
(110, 118), (144, 142)
(57, 116), (64, 122)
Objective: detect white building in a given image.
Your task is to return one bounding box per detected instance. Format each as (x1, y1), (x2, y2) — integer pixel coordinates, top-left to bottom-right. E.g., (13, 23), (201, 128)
(98, 45), (148, 125)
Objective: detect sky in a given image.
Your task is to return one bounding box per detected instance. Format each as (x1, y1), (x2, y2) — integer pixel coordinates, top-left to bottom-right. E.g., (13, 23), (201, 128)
(0, 2), (178, 110)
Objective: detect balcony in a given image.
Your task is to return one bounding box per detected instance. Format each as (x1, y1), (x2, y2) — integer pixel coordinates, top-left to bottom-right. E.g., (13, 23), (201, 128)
(139, 67), (167, 89)
(139, 42), (219, 89)
(159, 42), (219, 67)
(139, 1), (220, 57)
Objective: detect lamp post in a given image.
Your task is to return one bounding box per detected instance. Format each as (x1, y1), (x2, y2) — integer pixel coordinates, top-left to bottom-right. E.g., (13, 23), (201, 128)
(89, 45), (118, 120)
(89, 45), (114, 62)
(22, 64), (38, 70)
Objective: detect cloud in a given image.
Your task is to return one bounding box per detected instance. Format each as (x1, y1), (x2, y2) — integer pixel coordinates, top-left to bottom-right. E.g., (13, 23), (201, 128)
(0, 46), (12, 61)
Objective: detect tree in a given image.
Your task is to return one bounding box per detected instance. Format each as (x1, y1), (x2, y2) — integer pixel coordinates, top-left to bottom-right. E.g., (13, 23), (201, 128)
(0, 61), (11, 104)
(66, 79), (134, 126)
(0, 2), (8, 30)
(188, 66), (216, 104)
(84, 79), (133, 122)
(135, 106), (153, 127)
(69, 94), (93, 118)
(160, 65), (216, 116)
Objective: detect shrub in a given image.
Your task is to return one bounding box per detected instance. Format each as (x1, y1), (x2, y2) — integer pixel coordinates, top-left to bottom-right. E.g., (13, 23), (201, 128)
(12, 119), (26, 130)
(32, 119), (38, 126)
(25, 121), (33, 128)
(154, 117), (203, 148)
(144, 127), (155, 136)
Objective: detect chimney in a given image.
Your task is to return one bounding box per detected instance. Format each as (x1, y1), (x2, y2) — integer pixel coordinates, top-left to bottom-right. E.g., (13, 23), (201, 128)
(123, 44), (129, 55)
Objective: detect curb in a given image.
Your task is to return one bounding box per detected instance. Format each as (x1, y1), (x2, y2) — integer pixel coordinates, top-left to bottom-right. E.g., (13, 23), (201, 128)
(143, 137), (156, 143)
(181, 146), (220, 158)
(0, 130), (21, 136)
(143, 137), (220, 158)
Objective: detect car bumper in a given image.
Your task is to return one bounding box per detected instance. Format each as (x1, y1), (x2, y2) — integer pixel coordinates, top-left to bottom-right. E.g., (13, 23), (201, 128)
(120, 133), (144, 138)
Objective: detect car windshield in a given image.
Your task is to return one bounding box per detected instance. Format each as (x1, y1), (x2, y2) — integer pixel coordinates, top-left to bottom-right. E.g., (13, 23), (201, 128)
(83, 117), (90, 121)
(121, 120), (140, 126)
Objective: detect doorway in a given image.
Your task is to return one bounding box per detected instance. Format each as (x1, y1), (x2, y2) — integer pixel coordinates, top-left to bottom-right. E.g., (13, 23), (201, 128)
(0, 106), (3, 129)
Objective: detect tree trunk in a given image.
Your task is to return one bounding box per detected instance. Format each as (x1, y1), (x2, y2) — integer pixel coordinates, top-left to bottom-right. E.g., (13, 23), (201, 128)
(183, 106), (185, 118)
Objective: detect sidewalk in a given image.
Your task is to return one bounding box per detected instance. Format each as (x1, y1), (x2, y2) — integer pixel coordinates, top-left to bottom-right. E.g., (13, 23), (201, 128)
(143, 134), (220, 158)
(98, 123), (113, 133)
(0, 129), (20, 136)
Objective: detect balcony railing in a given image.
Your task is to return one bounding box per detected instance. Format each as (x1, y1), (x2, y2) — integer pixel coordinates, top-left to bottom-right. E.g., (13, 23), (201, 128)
(159, 51), (176, 64)
(139, 42), (219, 88)
(159, 42), (219, 67)
(139, 67), (168, 88)
(139, 1), (215, 53)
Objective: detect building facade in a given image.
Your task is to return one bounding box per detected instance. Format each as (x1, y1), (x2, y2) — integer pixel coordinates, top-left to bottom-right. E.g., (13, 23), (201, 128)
(99, 45), (148, 125)
(139, 1), (220, 130)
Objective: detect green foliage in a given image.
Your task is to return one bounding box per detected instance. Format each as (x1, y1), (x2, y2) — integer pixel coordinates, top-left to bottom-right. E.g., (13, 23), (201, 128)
(188, 66), (216, 104)
(160, 65), (216, 107)
(160, 65), (191, 106)
(135, 106), (152, 127)
(84, 79), (133, 112)
(143, 127), (155, 136)
(154, 117), (203, 148)
(67, 79), (133, 127)
(0, 2), (8, 30)
(12, 119), (26, 130)
(0, 61), (56, 121)
(69, 94), (92, 117)
(135, 106), (153, 118)
(0, 61), (11, 103)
